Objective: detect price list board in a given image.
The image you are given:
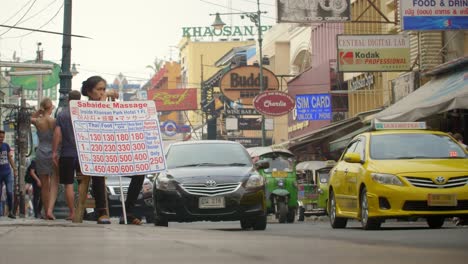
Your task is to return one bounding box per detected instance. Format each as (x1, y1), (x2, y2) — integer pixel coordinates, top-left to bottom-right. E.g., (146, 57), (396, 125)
(70, 100), (167, 177)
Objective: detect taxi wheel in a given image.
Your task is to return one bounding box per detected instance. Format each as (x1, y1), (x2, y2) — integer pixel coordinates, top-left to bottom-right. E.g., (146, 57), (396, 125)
(426, 216), (444, 229)
(360, 187), (381, 230)
(329, 190), (347, 229)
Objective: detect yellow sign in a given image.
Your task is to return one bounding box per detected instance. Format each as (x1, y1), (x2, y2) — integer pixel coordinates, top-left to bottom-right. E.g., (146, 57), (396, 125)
(272, 171), (288, 178)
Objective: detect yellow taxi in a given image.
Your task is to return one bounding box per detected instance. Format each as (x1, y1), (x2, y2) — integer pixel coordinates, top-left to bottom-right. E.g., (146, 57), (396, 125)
(328, 122), (468, 230)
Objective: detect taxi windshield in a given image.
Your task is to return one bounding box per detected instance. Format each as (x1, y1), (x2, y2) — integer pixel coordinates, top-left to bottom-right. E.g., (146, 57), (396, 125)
(264, 156), (294, 172)
(370, 133), (467, 160)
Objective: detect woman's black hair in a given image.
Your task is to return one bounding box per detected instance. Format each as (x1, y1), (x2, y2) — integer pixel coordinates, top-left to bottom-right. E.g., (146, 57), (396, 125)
(81, 76), (106, 97)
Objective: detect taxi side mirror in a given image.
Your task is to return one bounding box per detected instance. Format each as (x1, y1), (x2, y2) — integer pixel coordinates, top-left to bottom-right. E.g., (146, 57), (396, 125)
(255, 160), (270, 170)
(344, 152), (362, 164)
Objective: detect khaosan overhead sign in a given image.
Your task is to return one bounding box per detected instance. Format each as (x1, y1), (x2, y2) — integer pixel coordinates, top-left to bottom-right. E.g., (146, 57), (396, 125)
(400, 1), (468, 30)
(277, 0), (350, 23)
(182, 25), (272, 38)
(148, 88), (198, 111)
(295, 94), (332, 121)
(337, 34), (411, 72)
(220, 66), (279, 105)
(10, 60), (60, 100)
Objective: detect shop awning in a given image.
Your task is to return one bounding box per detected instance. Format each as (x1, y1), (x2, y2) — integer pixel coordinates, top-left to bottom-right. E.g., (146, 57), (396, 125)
(373, 67), (468, 122)
(329, 125), (371, 152)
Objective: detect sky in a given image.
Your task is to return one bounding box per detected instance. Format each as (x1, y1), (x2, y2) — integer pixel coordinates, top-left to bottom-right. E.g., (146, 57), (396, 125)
(0, 0), (277, 92)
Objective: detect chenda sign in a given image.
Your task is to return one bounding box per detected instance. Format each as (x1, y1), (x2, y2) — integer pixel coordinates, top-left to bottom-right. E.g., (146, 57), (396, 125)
(182, 25), (272, 38)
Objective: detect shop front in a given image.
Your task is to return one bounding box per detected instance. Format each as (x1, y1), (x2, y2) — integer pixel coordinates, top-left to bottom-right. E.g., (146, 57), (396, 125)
(373, 57), (468, 140)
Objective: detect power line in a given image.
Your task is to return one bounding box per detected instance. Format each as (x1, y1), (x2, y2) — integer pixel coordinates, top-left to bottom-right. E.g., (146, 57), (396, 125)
(5, 3), (64, 39)
(17, 0), (59, 25)
(0, 0), (38, 37)
(0, 0), (33, 25)
(0, 24), (91, 39)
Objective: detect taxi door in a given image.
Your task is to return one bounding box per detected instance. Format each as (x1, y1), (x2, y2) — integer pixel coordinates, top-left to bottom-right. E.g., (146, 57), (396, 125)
(331, 140), (358, 213)
(344, 137), (366, 215)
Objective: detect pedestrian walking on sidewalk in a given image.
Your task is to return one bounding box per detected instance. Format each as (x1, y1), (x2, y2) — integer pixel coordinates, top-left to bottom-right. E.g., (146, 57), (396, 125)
(0, 130), (18, 219)
(31, 98), (57, 220)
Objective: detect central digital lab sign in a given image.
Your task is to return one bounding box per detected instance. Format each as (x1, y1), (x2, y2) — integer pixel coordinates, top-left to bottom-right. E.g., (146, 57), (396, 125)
(295, 93), (332, 121)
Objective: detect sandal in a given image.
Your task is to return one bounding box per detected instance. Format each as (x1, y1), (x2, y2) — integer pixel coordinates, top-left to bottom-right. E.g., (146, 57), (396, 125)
(97, 215), (111, 224)
(119, 215), (142, 225)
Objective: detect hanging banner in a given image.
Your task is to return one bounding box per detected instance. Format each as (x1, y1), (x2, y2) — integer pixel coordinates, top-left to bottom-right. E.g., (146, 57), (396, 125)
(400, 1), (468, 30)
(277, 0), (351, 23)
(148, 88), (198, 111)
(337, 34), (411, 72)
(70, 100), (167, 176)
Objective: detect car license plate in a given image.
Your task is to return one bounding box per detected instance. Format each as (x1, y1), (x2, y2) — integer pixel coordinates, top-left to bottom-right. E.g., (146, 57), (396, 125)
(272, 171), (288, 178)
(199, 196), (225, 209)
(427, 194), (457, 206)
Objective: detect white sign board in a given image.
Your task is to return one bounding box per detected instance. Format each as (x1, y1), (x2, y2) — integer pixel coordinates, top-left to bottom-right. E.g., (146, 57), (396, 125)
(70, 100), (166, 176)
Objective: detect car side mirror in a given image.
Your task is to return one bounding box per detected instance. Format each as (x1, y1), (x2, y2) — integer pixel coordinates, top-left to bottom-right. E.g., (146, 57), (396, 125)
(344, 152), (362, 164)
(255, 160), (269, 170)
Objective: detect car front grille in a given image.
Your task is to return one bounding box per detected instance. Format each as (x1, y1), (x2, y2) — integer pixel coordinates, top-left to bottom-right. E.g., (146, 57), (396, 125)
(180, 182), (241, 196)
(402, 200), (468, 211)
(404, 176), (468, 189)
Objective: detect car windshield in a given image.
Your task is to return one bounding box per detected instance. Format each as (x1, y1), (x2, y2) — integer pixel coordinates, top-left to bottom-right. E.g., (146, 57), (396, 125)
(317, 170), (330, 184)
(370, 133), (468, 160)
(166, 143), (252, 169)
(264, 156), (294, 172)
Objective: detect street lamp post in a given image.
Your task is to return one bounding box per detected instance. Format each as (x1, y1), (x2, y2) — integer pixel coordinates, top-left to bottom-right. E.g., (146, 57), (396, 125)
(211, 0), (267, 146)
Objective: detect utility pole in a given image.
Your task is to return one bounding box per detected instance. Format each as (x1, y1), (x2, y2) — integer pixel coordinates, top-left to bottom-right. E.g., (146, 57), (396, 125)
(36, 42), (43, 105)
(16, 89), (30, 217)
(58, 0), (73, 108)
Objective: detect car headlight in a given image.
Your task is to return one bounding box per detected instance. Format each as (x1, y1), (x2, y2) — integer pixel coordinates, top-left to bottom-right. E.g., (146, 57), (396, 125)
(246, 175), (264, 188)
(156, 174), (176, 190)
(277, 179), (285, 188)
(371, 173), (403, 186)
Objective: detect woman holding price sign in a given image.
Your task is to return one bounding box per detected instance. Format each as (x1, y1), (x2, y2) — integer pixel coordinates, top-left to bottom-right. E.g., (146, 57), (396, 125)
(53, 76), (117, 224)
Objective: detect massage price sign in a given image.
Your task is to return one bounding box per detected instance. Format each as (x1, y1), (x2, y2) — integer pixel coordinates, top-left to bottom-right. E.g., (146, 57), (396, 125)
(70, 100), (167, 176)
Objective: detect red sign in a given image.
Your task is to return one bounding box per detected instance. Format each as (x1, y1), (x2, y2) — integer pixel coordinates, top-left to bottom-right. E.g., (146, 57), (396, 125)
(253, 91), (295, 116)
(148, 88), (198, 111)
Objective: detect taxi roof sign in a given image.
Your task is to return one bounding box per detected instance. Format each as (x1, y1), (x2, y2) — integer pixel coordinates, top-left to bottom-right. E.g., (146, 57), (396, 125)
(374, 122), (427, 130)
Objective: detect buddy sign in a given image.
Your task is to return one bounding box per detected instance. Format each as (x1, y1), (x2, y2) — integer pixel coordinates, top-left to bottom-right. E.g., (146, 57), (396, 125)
(220, 66), (279, 105)
(253, 91), (295, 116)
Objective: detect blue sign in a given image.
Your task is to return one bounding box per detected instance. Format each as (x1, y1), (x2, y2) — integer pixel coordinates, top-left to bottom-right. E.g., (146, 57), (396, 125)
(400, 2), (468, 30)
(160, 120), (191, 137)
(295, 94), (332, 121)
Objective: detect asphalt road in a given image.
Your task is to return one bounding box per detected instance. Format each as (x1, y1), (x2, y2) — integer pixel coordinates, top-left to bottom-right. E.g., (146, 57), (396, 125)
(0, 217), (467, 264)
(170, 218), (468, 251)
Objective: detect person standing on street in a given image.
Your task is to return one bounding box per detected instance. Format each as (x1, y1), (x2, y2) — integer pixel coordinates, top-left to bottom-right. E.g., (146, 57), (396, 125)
(31, 97), (57, 220)
(53, 78), (117, 224)
(25, 158), (42, 218)
(0, 130), (18, 219)
(120, 175), (145, 225)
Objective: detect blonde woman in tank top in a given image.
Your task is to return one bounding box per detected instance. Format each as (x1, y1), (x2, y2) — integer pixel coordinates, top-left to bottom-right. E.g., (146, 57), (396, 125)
(31, 98), (57, 220)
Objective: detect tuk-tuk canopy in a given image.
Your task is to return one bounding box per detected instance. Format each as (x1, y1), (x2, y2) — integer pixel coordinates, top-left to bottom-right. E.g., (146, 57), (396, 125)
(296, 160), (336, 172)
(246, 146), (294, 158)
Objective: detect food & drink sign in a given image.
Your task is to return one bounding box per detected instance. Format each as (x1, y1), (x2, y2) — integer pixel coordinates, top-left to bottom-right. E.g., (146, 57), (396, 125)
(70, 100), (167, 176)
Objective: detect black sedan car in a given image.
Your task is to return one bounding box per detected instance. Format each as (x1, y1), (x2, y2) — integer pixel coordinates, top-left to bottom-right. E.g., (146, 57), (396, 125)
(153, 140), (268, 230)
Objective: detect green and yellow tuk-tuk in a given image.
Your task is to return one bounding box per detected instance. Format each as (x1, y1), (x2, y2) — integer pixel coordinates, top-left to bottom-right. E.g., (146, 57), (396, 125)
(296, 160), (336, 221)
(247, 146), (297, 224)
